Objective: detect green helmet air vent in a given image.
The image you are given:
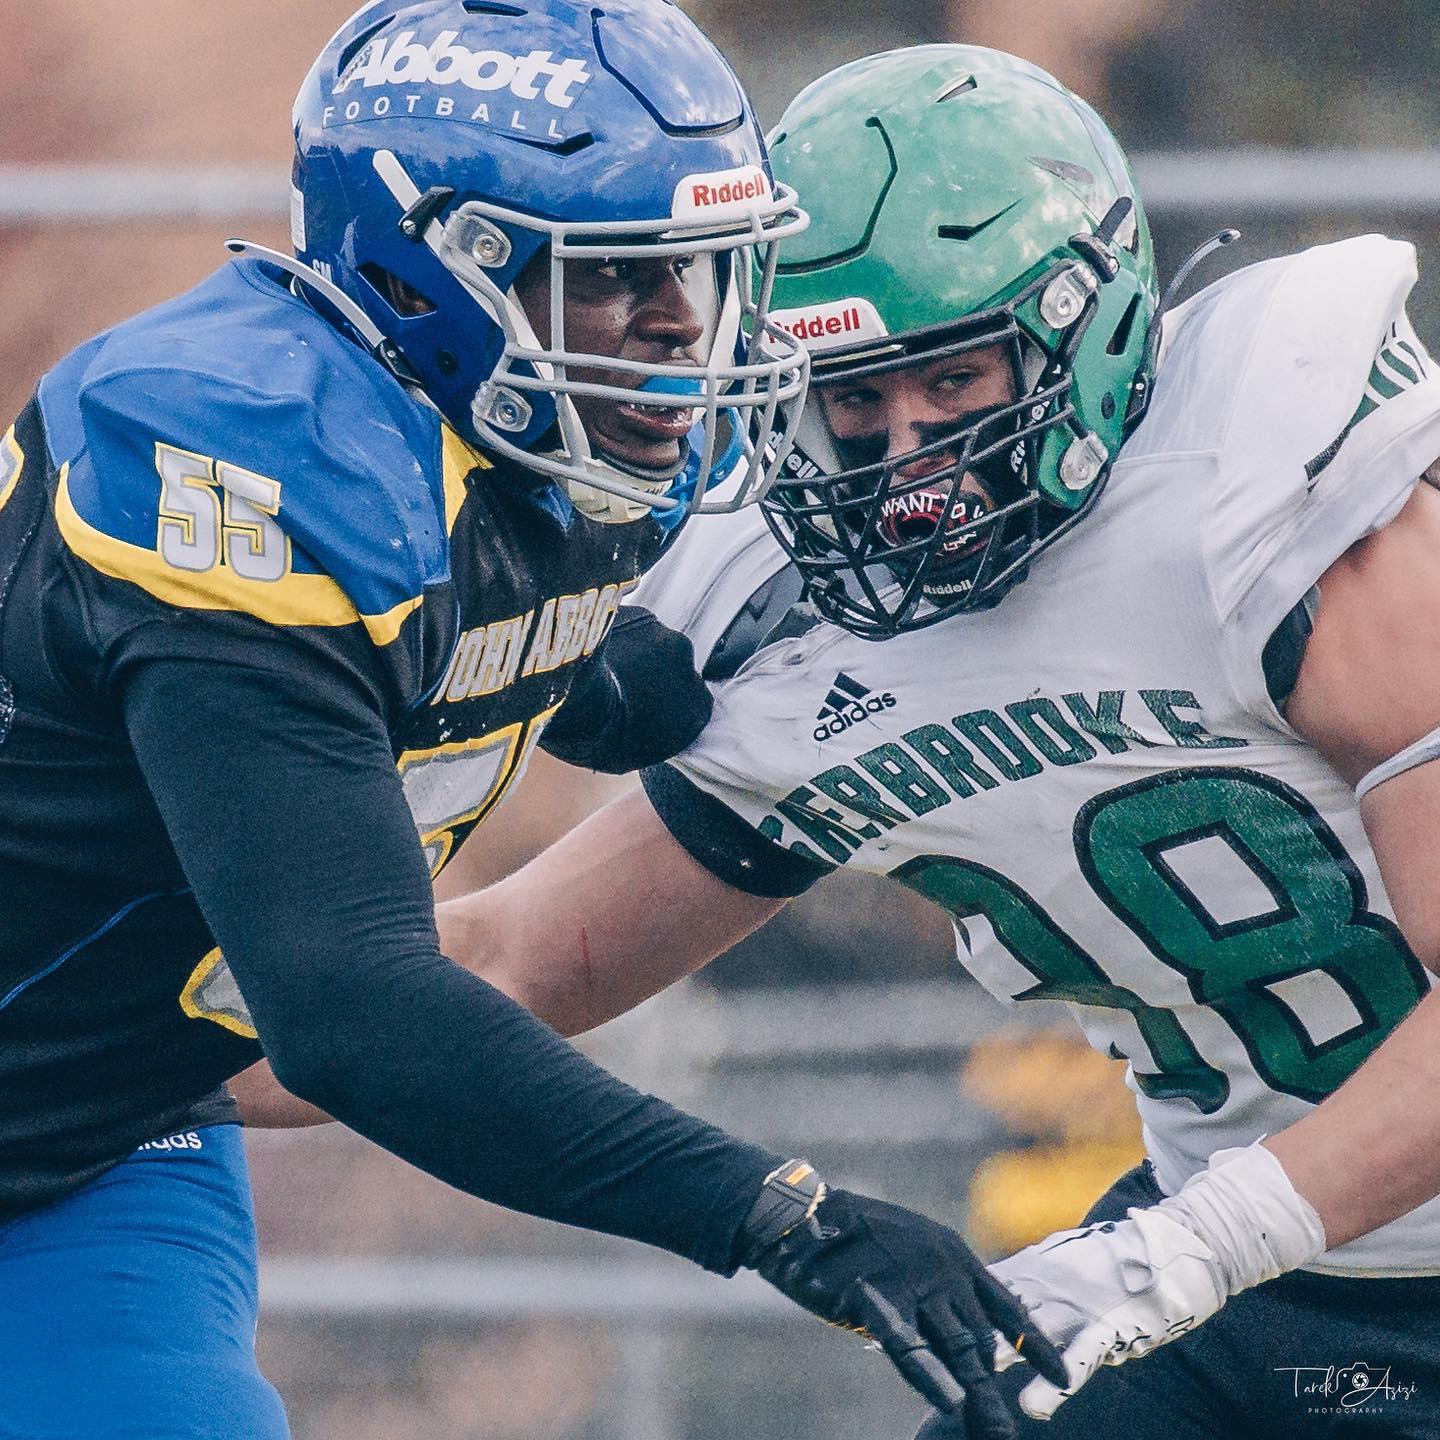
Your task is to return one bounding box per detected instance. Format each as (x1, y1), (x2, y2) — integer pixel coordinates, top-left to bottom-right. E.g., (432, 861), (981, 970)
(937, 200), (1019, 243)
(1031, 156), (1095, 190)
(774, 117), (897, 275)
(936, 75), (977, 102)
(1107, 293), (1142, 356)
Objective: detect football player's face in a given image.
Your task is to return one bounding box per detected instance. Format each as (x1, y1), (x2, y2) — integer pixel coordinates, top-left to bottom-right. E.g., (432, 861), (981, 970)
(515, 253), (719, 473)
(817, 341), (1018, 565)
(818, 342), (1016, 482)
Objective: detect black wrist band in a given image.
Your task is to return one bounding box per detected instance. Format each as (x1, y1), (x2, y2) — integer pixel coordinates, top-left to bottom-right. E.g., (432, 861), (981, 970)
(739, 1159), (827, 1264)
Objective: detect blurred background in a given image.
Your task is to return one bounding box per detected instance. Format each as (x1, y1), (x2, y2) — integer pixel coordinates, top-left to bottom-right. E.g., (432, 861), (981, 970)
(5, 1), (1439, 1435)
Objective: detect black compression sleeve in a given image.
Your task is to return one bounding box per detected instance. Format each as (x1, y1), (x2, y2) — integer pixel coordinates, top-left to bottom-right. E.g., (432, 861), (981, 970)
(120, 630), (776, 1273)
(641, 764), (833, 898)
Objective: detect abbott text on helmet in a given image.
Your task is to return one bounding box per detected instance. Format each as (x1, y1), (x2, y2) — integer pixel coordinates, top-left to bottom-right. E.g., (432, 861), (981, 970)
(334, 29), (592, 108)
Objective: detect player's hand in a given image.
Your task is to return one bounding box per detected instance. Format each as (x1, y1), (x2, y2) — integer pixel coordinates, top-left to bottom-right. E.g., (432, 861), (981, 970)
(539, 605), (711, 772)
(738, 1163), (1066, 1438)
(989, 1141), (1325, 1421)
(988, 1208), (1226, 1419)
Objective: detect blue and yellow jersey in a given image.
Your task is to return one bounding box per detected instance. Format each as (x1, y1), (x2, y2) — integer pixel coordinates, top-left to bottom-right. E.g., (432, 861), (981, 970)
(40, 256), (459, 709)
(0, 259), (665, 1213)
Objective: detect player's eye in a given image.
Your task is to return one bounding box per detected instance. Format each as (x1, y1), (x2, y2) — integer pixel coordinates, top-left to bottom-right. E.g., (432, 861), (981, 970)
(935, 369), (978, 390)
(828, 386), (882, 411)
(592, 257), (637, 284)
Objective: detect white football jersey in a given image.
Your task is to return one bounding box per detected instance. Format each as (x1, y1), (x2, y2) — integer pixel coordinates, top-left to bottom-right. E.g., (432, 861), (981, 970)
(639, 237), (1440, 1276)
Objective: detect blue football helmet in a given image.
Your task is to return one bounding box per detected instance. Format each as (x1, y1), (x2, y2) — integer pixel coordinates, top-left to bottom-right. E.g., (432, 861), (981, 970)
(249, 0), (809, 523)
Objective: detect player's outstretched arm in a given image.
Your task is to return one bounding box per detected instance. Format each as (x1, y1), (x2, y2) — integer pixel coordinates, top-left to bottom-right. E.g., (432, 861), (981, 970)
(124, 641), (770, 1264)
(438, 785), (786, 1035)
(128, 638), (1051, 1431)
(982, 477), (1440, 1422)
(232, 784), (777, 1124)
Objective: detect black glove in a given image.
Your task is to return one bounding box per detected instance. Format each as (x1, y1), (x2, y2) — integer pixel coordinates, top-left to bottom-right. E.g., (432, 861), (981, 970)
(739, 1163), (1067, 1440)
(539, 605), (712, 773)
(915, 1404), (1008, 1440)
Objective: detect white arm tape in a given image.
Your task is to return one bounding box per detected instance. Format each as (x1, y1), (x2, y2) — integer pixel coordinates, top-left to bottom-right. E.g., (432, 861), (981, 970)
(1356, 722), (1440, 799)
(1157, 1141), (1326, 1296)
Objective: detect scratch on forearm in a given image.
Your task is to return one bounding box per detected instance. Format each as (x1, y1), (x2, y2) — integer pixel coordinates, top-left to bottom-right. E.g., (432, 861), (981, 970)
(578, 924), (598, 1031)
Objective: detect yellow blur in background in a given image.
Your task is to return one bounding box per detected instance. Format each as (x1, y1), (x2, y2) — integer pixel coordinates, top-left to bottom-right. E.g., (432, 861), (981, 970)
(963, 1032), (1145, 1256)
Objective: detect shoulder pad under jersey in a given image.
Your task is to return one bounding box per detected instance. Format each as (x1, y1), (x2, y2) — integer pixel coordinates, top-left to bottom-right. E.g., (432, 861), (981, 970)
(40, 259), (478, 649)
(1132, 235), (1440, 714)
(632, 502), (801, 673)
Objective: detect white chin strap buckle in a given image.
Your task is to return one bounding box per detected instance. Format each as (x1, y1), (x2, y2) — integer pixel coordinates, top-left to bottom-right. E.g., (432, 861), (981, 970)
(1059, 432), (1107, 490)
(476, 384), (532, 434)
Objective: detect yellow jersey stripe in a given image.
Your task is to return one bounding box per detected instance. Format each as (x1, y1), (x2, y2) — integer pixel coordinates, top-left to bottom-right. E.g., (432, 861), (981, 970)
(440, 425), (489, 535)
(0, 427), (24, 514)
(362, 593), (425, 646)
(55, 467), (420, 647)
(178, 948), (259, 1040)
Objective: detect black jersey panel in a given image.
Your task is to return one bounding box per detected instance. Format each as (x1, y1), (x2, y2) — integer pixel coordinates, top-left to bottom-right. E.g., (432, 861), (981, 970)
(641, 762), (833, 897)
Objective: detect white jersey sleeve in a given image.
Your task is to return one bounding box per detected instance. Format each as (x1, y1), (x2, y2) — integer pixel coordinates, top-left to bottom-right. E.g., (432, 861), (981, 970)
(1154, 235), (1440, 721)
(634, 502), (837, 895)
(630, 503), (790, 670)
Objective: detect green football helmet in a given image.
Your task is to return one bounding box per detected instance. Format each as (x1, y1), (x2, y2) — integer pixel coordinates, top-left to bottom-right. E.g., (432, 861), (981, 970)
(761, 46), (1159, 636)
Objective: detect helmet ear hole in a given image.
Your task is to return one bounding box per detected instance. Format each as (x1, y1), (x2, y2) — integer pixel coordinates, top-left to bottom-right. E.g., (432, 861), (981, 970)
(1106, 293), (1141, 357)
(335, 16), (391, 79)
(359, 264), (437, 318)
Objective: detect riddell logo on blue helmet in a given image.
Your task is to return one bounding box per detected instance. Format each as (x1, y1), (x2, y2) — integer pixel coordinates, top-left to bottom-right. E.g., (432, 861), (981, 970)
(671, 165), (772, 222)
(333, 30), (592, 108)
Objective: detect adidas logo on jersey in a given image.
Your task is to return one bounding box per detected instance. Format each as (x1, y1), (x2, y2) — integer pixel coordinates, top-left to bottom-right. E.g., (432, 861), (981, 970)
(333, 31), (592, 109)
(814, 671), (896, 741)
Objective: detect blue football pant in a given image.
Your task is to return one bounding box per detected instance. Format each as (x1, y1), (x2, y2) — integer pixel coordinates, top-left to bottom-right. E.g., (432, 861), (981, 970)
(917, 1162), (1440, 1439)
(0, 1123), (288, 1440)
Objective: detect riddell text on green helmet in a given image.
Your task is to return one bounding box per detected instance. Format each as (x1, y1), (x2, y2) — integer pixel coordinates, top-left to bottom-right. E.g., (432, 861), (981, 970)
(759, 45), (1160, 637)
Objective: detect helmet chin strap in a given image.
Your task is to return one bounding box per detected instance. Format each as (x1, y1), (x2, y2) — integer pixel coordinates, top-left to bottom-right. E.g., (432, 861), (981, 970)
(224, 238), (423, 388)
(593, 446), (689, 488)
(1128, 227), (1240, 426)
